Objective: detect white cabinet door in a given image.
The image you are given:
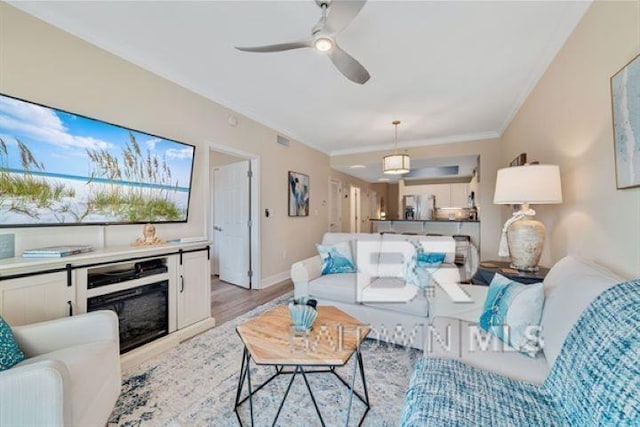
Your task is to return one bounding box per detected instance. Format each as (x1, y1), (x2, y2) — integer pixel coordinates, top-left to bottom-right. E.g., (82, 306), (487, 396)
(177, 250), (211, 329)
(0, 272), (71, 326)
(450, 183), (470, 207)
(429, 184), (452, 208)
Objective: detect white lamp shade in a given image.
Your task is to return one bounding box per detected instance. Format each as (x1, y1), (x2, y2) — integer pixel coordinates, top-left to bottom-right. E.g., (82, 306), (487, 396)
(383, 154), (410, 175)
(494, 165), (563, 205)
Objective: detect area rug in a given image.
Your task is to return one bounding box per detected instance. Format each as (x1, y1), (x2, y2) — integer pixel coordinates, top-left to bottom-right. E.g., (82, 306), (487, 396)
(109, 293), (421, 426)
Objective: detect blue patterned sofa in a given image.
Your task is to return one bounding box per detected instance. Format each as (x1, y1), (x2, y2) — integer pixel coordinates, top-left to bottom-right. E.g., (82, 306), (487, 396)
(401, 256), (640, 426)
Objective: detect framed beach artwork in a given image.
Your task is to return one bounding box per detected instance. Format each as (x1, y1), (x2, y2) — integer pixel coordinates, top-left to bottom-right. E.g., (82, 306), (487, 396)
(610, 54), (640, 189)
(288, 171), (309, 217)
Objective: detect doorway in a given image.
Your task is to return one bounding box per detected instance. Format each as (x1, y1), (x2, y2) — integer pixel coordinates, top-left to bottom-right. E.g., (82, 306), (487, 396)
(328, 178), (342, 232)
(350, 185), (361, 233)
(209, 147), (259, 291)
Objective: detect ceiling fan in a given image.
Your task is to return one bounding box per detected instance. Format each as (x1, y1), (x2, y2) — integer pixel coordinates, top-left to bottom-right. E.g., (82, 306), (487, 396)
(235, 0), (370, 85)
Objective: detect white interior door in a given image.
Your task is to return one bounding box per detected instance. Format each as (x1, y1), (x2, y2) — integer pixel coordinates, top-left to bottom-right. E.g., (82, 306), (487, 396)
(214, 161), (250, 288)
(350, 186), (361, 233)
(328, 179), (342, 232)
(370, 191), (378, 220)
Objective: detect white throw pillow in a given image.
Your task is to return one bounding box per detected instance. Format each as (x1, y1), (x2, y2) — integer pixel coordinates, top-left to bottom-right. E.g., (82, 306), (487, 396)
(540, 256), (627, 368)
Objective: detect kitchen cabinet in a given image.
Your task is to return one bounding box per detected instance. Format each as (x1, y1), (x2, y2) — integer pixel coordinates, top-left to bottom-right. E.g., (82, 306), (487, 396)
(177, 250), (211, 329)
(450, 183), (470, 207)
(428, 184), (452, 208)
(405, 183), (469, 208)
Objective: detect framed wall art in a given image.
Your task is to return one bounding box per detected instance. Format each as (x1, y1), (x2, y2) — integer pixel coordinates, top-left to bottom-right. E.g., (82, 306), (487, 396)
(509, 153), (527, 167)
(611, 53), (640, 189)
(288, 171), (309, 217)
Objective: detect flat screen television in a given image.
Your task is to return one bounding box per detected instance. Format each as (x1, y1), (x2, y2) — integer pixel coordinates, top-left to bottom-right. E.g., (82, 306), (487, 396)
(0, 93), (195, 227)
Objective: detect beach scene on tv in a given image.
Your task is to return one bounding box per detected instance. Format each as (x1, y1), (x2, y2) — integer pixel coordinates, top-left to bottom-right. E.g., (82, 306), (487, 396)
(0, 94), (194, 226)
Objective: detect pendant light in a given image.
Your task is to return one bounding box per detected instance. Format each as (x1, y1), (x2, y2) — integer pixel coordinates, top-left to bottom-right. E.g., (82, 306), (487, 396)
(383, 120), (410, 175)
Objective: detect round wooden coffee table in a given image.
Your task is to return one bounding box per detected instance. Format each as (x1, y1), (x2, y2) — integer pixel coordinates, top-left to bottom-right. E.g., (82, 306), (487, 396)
(234, 305), (371, 426)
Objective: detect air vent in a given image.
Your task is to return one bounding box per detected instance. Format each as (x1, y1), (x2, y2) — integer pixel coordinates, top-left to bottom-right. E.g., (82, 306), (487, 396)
(277, 135), (290, 147)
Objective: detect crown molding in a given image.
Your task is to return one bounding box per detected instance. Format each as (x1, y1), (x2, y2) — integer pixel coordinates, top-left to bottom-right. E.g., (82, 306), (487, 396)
(329, 131), (500, 156)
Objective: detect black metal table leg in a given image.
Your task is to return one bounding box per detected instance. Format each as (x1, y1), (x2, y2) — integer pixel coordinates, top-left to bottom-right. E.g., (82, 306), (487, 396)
(246, 352), (254, 426)
(345, 351), (360, 427)
(271, 366), (299, 427)
(300, 366), (326, 427)
(356, 349), (370, 426)
(234, 349), (370, 427)
(234, 348), (248, 406)
(357, 349), (370, 407)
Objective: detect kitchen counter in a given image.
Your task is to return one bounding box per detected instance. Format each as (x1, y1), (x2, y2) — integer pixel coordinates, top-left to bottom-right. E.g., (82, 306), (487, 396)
(369, 219), (481, 253)
(370, 219), (480, 223)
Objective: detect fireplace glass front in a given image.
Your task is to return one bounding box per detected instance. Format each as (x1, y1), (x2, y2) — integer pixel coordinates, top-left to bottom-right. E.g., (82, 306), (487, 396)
(87, 280), (169, 353)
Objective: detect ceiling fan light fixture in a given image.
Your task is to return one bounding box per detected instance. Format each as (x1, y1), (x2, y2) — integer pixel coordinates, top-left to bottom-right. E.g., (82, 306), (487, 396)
(314, 37), (334, 52)
(383, 120), (411, 175)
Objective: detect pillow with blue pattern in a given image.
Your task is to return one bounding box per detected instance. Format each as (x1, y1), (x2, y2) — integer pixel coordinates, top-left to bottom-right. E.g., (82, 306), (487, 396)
(316, 242), (356, 275)
(416, 252), (446, 266)
(0, 315), (25, 371)
(479, 273), (544, 357)
(405, 250), (447, 289)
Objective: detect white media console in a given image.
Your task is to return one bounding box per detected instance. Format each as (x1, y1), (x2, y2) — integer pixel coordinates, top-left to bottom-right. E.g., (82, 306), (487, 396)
(0, 241), (214, 368)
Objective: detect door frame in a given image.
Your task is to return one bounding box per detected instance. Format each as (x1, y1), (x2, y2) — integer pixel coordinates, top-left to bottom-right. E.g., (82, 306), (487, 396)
(206, 142), (261, 289)
(328, 177), (342, 232)
(350, 185), (361, 233)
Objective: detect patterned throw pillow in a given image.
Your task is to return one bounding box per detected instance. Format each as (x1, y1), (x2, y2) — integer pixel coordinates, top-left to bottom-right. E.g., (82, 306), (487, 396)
(405, 249), (447, 289)
(479, 273), (544, 357)
(316, 242), (357, 275)
(0, 315), (25, 371)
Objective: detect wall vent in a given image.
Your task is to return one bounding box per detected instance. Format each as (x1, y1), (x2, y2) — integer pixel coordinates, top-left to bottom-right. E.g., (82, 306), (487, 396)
(277, 135), (290, 147)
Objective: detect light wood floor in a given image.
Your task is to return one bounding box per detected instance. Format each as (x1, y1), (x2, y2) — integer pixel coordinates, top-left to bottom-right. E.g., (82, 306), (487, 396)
(210, 276), (293, 326)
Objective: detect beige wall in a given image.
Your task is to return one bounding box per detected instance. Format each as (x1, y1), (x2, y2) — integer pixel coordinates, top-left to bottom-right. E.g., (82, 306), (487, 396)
(331, 138), (502, 260)
(210, 151), (245, 167)
(500, 0), (640, 278)
(0, 4), (330, 285)
(3, 1), (638, 281)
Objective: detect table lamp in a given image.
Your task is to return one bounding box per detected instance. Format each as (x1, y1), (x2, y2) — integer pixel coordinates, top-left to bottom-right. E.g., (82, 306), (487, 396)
(493, 164), (563, 271)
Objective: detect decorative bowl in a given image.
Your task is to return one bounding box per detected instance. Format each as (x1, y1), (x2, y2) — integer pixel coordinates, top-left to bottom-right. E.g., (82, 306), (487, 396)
(288, 297), (318, 332)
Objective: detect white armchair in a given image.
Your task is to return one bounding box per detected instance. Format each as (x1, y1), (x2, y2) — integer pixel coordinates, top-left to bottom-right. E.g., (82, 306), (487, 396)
(0, 311), (121, 426)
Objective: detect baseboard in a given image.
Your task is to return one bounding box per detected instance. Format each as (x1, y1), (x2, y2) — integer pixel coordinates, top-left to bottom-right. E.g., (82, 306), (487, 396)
(120, 334), (180, 370)
(260, 270), (290, 289)
(176, 317), (216, 342)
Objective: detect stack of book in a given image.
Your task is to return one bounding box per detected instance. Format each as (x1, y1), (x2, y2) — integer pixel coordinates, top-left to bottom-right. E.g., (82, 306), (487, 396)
(22, 245), (93, 258)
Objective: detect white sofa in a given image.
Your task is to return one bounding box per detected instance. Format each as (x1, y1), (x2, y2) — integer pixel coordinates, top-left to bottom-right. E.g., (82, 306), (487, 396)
(291, 232), (462, 350)
(425, 255), (630, 384)
(0, 311), (121, 426)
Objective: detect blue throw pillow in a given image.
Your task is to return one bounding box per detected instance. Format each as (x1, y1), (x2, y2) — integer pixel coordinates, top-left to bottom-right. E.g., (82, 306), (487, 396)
(316, 242), (356, 275)
(0, 315), (25, 371)
(479, 273), (544, 357)
(405, 248), (447, 289)
(416, 252), (446, 266)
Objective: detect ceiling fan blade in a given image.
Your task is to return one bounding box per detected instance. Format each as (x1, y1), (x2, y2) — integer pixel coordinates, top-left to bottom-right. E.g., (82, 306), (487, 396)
(235, 40), (312, 53)
(325, 0), (367, 34)
(328, 45), (370, 84)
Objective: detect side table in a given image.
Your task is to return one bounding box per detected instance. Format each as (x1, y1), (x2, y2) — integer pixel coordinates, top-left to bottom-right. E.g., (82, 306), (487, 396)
(472, 260), (549, 286)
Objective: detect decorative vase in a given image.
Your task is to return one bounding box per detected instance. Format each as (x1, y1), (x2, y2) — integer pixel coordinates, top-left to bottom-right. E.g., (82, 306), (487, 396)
(507, 217), (545, 272)
(288, 297), (318, 332)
